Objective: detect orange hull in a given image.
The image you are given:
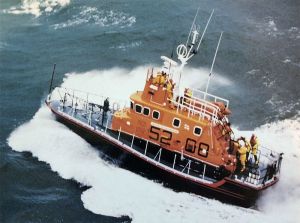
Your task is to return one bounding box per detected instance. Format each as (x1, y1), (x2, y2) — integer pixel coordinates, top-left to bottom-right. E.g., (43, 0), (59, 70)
(46, 100), (279, 207)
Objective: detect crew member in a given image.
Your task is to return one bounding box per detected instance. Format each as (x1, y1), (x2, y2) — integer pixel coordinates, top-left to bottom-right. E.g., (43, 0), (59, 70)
(152, 72), (167, 86)
(166, 79), (175, 109)
(102, 97), (110, 125)
(184, 88), (192, 106)
(245, 139), (252, 163)
(237, 137), (252, 163)
(237, 140), (247, 172)
(250, 134), (259, 165)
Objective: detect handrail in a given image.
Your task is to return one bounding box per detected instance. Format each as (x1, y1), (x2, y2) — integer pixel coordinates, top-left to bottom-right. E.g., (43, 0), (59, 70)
(51, 87), (128, 111)
(192, 88), (229, 108)
(171, 94), (220, 123)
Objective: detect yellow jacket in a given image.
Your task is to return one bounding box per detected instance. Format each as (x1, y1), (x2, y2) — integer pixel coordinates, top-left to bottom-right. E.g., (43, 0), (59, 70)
(245, 140), (252, 153)
(152, 74), (166, 85)
(166, 82), (173, 92)
(250, 138), (259, 155)
(238, 146), (247, 162)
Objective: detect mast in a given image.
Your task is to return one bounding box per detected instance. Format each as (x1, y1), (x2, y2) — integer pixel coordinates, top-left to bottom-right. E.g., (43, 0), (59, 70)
(176, 10), (214, 94)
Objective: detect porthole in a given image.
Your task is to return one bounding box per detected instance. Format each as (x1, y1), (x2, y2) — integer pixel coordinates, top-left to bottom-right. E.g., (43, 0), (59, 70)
(135, 104), (142, 113)
(143, 107), (150, 116)
(152, 110), (160, 120)
(194, 126), (202, 136)
(172, 118), (181, 128)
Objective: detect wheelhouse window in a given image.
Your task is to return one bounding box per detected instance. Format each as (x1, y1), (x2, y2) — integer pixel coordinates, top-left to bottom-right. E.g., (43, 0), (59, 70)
(135, 104), (142, 113)
(185, 138), (196, 153)
(152, 110), (160, 120)
(143, 107), (150, 116)
(172, 118), (181, 128)
(130, 101), (134, 110)
(194, 126), (202, 136)
(198, 143), (209, 157)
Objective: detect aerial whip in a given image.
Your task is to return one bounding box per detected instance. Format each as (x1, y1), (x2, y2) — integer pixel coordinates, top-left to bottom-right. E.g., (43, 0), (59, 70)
(204, 32), (223, 98)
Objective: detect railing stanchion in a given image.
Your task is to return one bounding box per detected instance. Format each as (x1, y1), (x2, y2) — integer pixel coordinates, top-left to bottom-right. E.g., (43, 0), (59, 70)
(172, 154), (177, 169)
(202, 164), (206, 179)
(105, 116), (109, 133)
(71, 90), (74, 107)
(86, 93), (89, 112)
(118, 127), (121, 140)
(153, 148), (162, 162)
(88, 111), (92, 126)
(131, 134), (135, 148)
(144, 140), (149, 155)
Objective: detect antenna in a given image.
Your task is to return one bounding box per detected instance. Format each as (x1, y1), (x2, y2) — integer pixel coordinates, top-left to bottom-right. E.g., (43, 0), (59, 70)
(49, 64), (56, 94)
(176, 9), (214, 95)
(196, 9), (214, 52)
(204, 32), (223, 98)
(177, 9), (215, 68)
(185, 7), (200, 47)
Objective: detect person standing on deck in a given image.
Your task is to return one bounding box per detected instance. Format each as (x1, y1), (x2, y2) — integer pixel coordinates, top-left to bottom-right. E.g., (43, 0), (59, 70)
(237, 140), (247, 172)
(250, 134), (259, 165)
(245, 139), (252, 163)
(102, 97), (110, 125)
(237, 137), (252, 163)
(166, 79), (175, 109)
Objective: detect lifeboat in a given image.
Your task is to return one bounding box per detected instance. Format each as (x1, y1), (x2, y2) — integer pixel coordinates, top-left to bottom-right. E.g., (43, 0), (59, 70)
(45, 10), (283, 207)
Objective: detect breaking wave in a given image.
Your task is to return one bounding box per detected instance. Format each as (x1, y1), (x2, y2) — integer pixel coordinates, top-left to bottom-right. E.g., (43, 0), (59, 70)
(7, 67), (300, 222)
(2, 0), (70, 17)
(52, 6), (136, 29)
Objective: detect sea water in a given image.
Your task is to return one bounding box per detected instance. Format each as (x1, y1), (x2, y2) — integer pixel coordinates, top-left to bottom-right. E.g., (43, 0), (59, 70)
(1, 0), (299, 222)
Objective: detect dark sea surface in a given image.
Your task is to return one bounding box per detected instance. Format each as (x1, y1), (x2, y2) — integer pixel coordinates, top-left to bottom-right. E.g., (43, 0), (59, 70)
(1, 0), (299, 222)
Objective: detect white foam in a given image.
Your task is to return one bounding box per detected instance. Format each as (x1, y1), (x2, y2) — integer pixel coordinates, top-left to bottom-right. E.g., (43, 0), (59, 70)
(7, 105), (260, 222)
(235, 119), (300, 223)
(252, 17), (284, 38)
(246, 69), (260, 75)
(58, 66), (232, 101)
(110, 41), (142, 51)
(2, 0), (70, 17)
(52, 6), (136, 29)
(283, 58), (291, 63)
(8, 67), (300, 222)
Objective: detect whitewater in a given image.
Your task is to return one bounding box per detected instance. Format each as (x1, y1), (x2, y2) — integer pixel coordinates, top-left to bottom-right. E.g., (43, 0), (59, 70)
(2, 0), (70, 17)
(8, 67), (300, 223)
